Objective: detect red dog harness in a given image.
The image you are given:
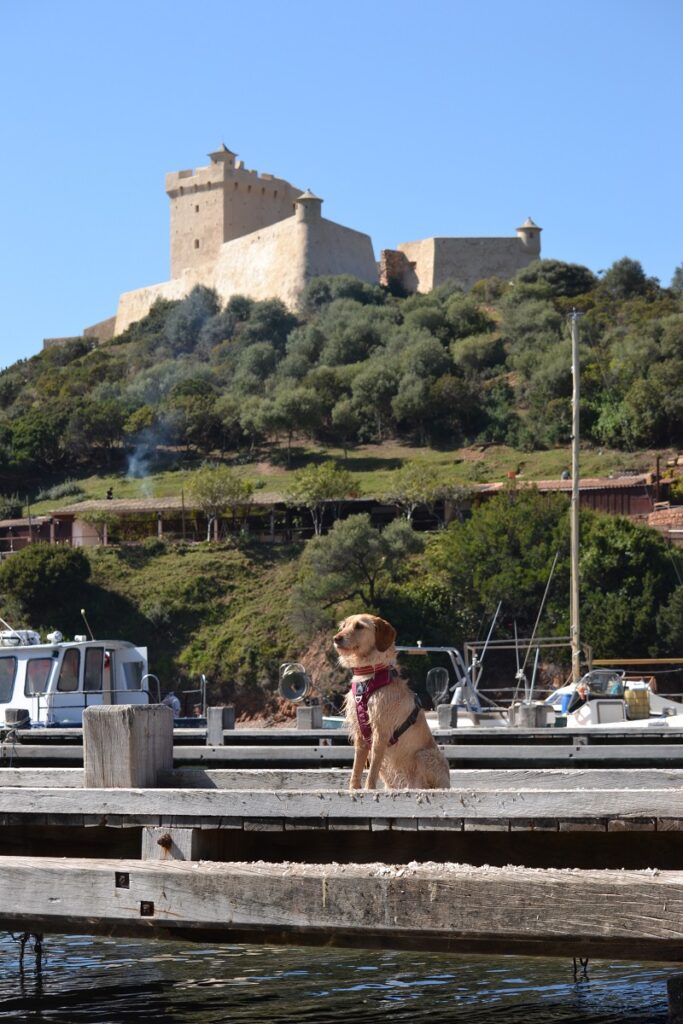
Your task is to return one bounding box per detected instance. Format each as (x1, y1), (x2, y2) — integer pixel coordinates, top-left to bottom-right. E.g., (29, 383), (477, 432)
(351, 665), (421, 746)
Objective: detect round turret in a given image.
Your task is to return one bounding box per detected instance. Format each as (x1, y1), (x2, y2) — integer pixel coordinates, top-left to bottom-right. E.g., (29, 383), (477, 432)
(209, 144), (237, 168)
(516, 217), (542, 252)
(295, 190), (323, 223)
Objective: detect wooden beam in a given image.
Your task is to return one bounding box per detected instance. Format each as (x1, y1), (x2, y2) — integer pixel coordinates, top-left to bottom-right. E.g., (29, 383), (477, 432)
(159, 767), (683, 792)
(1, 786), (683, 826)
(0, 769), (84, 787)
(6, 743), (683, 768)
(4, 766), (683, 793)
(1, 856), (683, 959)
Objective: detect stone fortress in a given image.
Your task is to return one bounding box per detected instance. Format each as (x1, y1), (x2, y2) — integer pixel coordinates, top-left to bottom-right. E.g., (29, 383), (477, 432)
(83, 144), (542, 341)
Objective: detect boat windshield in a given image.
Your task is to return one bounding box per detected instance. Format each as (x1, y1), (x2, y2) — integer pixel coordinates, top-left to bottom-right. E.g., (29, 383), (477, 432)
(584, 670), (624, 697)
(25, 657), (53, 696)
(0, 656), (17, 703)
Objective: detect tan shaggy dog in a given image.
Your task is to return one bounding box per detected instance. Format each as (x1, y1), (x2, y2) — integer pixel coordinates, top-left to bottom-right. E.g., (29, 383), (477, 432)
(335, 613), (451, 791)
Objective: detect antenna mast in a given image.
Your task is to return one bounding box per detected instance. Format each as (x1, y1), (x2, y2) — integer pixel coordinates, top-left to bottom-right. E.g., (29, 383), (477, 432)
(570, 309), (582, 683)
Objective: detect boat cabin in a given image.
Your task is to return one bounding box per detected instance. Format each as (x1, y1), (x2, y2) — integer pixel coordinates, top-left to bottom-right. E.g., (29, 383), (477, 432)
(0, 630), (151, 727)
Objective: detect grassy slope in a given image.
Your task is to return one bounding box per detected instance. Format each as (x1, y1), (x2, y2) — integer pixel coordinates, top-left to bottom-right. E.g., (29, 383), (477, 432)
(29, 441), (665, 514)
(83, 541), (302, 708)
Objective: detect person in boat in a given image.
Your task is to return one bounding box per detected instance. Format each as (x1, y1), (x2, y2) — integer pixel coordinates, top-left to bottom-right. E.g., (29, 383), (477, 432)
(162, 692), (181, 717)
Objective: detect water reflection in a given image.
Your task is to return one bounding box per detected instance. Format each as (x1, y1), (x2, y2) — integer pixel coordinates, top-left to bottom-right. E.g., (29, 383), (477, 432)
(0, 934), (671, 1023)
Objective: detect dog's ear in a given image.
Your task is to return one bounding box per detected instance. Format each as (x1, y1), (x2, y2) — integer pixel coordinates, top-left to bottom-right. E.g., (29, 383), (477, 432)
(371, 616), (396, 652)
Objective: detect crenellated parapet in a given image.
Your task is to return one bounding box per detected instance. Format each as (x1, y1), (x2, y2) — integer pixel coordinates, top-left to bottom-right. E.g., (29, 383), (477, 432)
(166, 144), (304, 278)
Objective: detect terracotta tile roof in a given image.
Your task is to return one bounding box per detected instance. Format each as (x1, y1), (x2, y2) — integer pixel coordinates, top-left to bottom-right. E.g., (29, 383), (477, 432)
(52, 493), (284, 516)
(475, 474), (652, 495)
(0, 516), (50, 529)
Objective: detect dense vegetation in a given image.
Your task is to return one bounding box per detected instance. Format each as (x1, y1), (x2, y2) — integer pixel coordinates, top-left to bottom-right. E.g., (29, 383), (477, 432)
(1, 257), (682, 711)
(1, 488), (681, 711)
(1, 256), (682, 499)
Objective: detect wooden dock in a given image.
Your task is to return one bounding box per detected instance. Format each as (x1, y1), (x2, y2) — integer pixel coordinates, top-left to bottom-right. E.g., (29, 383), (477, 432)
(5, 720), (683, 768)
(2, 706), (683, 964)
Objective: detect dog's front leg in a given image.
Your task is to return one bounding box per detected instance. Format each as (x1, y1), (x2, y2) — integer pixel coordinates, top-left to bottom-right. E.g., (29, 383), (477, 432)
(350, 740), (370, 790)
(366, 734), (390, 790)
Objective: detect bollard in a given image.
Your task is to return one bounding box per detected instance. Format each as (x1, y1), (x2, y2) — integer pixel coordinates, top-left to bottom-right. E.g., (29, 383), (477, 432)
(206, 706), (235, 746)
(297, 705), (323, 729)
(437, 704), (458, 729)
(83, 705), (173, 788)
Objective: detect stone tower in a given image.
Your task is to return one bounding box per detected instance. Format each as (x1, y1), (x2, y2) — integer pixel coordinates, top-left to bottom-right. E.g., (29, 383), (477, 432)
(165, 144), (303, 278)
(516, 216), (542, 256)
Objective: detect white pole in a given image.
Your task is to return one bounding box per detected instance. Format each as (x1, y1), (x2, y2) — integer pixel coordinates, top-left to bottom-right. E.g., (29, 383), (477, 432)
(570, 310), (582, 683)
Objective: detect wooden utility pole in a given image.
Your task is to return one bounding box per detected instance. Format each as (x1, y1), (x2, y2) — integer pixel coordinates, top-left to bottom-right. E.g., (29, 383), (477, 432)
(570, 310), (582, 684)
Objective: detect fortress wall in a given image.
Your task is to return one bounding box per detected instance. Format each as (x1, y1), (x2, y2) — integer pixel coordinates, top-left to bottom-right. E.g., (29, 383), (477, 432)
(115, 216), (309, 334)
(396, 239), (436, 292)
(211, 216), (308, 310)
(431, 237), (538, 290)
(115, 276), (195, 334)
(116, 213), (378, 334)
(303, 218), (377, 286)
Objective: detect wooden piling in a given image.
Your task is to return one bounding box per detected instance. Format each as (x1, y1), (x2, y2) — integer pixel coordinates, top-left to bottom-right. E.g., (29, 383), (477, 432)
(668, 975), (683, 1023)
(297, 706), (323, 729)
(437, 705), (458, 729)
(206, 706), (235, 746)
(83, 705), (173, 788)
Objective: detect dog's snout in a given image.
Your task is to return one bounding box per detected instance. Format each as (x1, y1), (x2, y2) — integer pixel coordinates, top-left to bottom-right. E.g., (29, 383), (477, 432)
(333, 631), (344, 644)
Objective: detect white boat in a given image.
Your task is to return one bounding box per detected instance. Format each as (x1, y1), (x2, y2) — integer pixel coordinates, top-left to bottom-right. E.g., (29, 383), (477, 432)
(0, 628), (154, 728)
(545, 667), (683, 729)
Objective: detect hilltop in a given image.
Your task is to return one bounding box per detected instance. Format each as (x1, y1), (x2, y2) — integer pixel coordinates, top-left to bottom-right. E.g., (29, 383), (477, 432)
(1, 256), (682, 511)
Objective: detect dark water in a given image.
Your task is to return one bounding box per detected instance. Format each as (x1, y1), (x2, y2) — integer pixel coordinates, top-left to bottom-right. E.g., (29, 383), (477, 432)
(0, 935), (674, 1024)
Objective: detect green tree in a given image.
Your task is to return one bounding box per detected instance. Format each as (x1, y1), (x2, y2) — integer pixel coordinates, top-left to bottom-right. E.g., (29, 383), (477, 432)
(514, 259), (597, 298)
(291, 513), (424, 633)
(187, 465), (254, 541)
(285, 462), (358, 535)
(0, 543), (91, 629)
(330, 398), (361, 458)
(0, 493), (22, 519)
(600, 257), (653, 300)
(427, 486), (570, 635)
(579, 513), (678, 657)
(671, 264), (683, 296)
(656, 587), (683, 654)
(382, 462), (438, 521)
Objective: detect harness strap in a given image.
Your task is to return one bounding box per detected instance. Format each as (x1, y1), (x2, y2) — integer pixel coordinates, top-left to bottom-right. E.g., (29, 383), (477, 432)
(351, 667), (421, 746)
(389, 696), (421, 746)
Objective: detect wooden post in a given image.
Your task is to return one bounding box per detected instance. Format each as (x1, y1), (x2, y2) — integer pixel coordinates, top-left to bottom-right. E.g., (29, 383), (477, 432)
(83, 705), (173, 788)
(668, 976), (683, 1023)
(142, 826), (200, 861)
(296, 705), (323, 729)
(437, 705), (458, 729)
(206, 706), (235, 746)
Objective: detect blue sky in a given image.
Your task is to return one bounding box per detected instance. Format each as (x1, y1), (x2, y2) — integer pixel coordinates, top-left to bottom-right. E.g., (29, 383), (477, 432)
(1, 0), (681, 365)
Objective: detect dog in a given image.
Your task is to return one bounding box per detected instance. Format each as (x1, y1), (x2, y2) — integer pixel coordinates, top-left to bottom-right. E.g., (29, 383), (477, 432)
(334, 613), (450, 791)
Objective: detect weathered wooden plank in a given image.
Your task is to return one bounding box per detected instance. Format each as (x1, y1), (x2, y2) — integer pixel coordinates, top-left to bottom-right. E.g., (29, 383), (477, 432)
(1, 856), (683, 959)
(14, 724), (683, 742)
(7, 742), (683, 767)
(83, 706), (173, 788)
(173, 744), (683, 765)
(3, 765), (683, 791)
(159, 767), (683, 791)
(1, 786), (683, 824)
(0, 769), (84, 787)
